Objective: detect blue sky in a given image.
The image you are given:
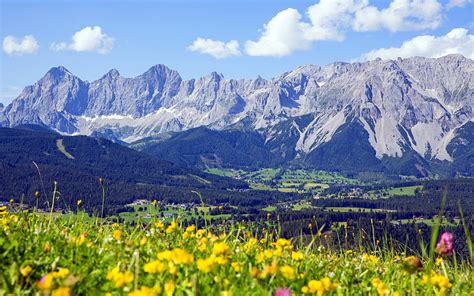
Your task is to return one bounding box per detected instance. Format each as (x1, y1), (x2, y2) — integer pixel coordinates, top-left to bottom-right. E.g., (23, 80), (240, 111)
(1, 0), (473, 105)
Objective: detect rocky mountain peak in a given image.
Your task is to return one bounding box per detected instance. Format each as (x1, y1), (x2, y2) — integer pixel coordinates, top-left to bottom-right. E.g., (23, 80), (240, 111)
(103, 68), (120, 79)
(42, 66), (76, 82)
(142, 64), (180, 79)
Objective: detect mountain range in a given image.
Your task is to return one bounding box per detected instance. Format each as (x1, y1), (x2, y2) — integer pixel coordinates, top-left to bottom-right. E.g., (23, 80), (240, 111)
(1, 54), (472, 177)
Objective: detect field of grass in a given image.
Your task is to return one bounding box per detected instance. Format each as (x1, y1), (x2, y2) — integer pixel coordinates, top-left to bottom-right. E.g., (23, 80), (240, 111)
(368, 185), (423, 199)
(1, 205), (472, 295)
(292, 201), (314, 211)
(205, 168), (360, 194)
(387, 185), (423, 196)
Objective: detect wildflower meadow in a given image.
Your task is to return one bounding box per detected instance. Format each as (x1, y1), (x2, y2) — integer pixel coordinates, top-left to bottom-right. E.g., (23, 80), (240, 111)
(0, 202), (473, 295)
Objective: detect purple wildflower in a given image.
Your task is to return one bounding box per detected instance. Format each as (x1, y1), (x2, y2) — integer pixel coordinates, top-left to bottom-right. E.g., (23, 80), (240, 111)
(274, 288), (292, 296)
(436, 232), (454, 256)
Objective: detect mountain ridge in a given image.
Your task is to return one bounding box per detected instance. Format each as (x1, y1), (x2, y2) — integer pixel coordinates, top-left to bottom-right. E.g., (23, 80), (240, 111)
(1, 54), (472, 176)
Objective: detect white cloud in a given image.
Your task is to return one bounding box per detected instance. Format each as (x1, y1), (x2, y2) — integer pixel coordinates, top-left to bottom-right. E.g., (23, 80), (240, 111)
(358, 28), (474, 60)
(446, 0), (473, 9)
(353, 0), (442, 32)
(244, 0), (444, 57)
(245, 8), (311, 57)
(50, 26), (114, 54)
(305, 0), (368, 41)
(3, 35), (39, 56)
(188, 38), (241, 59)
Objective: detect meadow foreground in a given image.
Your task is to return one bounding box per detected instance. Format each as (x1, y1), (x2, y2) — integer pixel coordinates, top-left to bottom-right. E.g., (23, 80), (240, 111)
(0, 205), (472, 295)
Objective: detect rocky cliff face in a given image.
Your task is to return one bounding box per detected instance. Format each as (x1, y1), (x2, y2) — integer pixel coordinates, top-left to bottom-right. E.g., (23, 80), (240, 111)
(1, 54), (472, 165)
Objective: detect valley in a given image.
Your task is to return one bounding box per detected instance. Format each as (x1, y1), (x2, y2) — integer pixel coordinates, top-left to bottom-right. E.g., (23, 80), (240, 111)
(205, 168), (360, 193)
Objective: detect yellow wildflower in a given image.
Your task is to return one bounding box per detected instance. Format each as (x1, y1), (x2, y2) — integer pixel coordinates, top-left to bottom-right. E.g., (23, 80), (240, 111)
(307, 277), (338, 295)
(264, 249), (273, 259)
(166, 221), (177, 234)
(164, 281), (175, 296)
(52, 268), (70, 279)
(260, 262), (278, 279)
(106, 266), (133, 288)
(52, 287), (70, 296)
(140, 236), (148, 246)
(213, 242), (230, 256)
(275, 238), (292, 249)
(250, 267), (259, 278)
(76, 233), (87, 246)
(170, 248), (194, 265)
(372, 278), (388, 295)
(128, 286), (161, 296)
(20, 265), (32, 277)
(292, 251), (304, 261)
(106, 266), (120, 280)
(164, 262), (174, 275)
(186, 225), (196, 232)
(76, 200), (82, 206)
(198, 237), (208, 252)
(231, 262), (241, 273)
(280, 265), (295, 280)
(424, 272), (452, 294)
(144, 260), (166, 274)
(155, 221), (164, 230)
(214, 255), (227, 265)
(37, 273), (54, 290)
(113, 229), (122, 240)
(362, 253), (378, 264)
(256, 253), (265, 263)
(273, 247), (283, 257)
(197, 229), (206, 238)
(197, 256), (216, 273)
(157, 250), (172, 261)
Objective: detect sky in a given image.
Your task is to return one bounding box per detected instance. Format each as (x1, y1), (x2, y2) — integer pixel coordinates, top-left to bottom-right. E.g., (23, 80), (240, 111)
(1, 0), (473, 105)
